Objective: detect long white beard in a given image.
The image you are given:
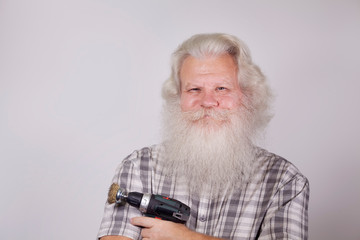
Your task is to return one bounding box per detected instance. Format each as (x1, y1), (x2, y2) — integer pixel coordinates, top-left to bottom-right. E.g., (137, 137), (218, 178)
(161, 102), (258, 196)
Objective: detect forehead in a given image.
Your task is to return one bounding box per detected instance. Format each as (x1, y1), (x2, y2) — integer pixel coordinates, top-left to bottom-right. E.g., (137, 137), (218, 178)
(179, 54), (238, 85)
(181, 54), (237, 74)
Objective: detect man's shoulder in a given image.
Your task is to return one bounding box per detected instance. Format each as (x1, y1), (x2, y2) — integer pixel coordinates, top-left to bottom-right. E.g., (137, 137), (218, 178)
(255, 147), (308, 187)
(121, 144), (163, 165)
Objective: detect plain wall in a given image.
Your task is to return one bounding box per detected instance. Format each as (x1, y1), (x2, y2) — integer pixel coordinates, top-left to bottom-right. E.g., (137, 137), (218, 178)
(1, 0), (359, 239)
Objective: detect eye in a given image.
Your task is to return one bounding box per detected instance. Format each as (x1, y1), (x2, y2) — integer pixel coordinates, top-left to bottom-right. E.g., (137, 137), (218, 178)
(188, 88), (201, 92)
(217, 87), (227, 91)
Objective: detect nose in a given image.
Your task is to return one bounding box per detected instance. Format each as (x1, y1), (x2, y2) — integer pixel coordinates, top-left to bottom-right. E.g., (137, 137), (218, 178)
(200, 91), (219, 108)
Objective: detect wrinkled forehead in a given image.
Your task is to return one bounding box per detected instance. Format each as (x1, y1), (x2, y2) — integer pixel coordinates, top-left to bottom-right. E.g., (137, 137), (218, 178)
(180, 53), (238, 75)
(179, 54), (240, 91)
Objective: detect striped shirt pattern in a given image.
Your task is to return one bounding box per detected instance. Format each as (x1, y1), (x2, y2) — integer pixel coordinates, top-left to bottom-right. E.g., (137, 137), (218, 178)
(98, 145), (309, 239)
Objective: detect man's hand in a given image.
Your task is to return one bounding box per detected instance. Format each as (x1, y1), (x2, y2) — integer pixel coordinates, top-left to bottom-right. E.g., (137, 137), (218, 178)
(131, 217), (190, 240)
(130, 217), (223, 240)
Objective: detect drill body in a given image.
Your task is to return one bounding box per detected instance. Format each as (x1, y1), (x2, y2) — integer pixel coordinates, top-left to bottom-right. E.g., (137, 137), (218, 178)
(112, 185), (190, 224)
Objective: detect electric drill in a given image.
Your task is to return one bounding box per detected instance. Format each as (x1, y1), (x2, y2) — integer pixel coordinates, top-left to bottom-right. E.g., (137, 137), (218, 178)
(107, 183), (190, 224)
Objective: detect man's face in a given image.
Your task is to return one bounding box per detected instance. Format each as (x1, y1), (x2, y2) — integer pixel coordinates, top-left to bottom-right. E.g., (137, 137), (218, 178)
(179, 54), (243, 119)
(163, 55), (254, 194)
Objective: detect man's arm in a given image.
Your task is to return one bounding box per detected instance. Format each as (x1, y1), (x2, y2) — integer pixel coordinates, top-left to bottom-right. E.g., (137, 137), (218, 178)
(100, 237), (132, 240)
(97, 155), (145, 240)
(100, 236), (131, 240)
(259, 174), (309, 239)
(131, 217), (224, 240)
(100, 217), (223, 240)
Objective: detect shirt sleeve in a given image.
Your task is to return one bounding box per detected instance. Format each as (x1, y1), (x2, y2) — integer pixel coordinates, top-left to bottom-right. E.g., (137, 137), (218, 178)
(258, 173), (310, 240)
(97, 153), (144, 240)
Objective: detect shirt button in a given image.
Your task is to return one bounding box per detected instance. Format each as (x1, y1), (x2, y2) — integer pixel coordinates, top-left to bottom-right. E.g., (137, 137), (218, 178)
(199, 216), (206, 222)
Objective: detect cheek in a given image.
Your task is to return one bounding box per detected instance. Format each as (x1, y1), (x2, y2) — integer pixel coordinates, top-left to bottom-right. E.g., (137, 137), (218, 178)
(180, 95), (197, 111)
(219, 94), (242, 109)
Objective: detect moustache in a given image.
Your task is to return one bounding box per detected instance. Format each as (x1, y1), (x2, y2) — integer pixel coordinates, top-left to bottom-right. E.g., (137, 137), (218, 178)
(182, 108), (232, 122)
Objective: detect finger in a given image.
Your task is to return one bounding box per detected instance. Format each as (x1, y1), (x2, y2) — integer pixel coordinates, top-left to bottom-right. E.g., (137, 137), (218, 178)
(131, 216), (160, 228)
(141, 228), (150, 238)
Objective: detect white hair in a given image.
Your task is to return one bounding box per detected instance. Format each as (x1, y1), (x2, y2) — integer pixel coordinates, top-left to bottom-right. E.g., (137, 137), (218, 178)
(162, 33), (273, 131)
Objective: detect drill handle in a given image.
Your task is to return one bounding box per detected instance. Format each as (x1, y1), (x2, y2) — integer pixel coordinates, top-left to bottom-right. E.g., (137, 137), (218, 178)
(146, 195), (190, 224)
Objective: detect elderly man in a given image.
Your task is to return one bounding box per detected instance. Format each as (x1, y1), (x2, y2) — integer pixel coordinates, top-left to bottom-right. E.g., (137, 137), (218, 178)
(98, 33), (309, 240)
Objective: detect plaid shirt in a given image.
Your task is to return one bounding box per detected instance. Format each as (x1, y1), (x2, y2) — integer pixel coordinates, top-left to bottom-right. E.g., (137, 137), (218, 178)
(98, 145), (309, 240)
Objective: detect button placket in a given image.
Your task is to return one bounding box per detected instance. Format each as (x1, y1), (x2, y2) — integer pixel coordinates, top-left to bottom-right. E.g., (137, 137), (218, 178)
(196, 197), (209, 232)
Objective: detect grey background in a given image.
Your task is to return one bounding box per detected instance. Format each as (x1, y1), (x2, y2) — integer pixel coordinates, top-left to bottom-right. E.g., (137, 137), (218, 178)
(1, 0), (359, 239)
